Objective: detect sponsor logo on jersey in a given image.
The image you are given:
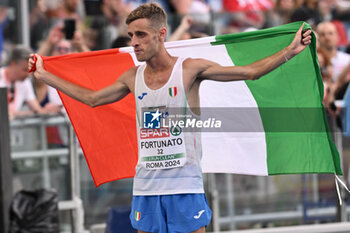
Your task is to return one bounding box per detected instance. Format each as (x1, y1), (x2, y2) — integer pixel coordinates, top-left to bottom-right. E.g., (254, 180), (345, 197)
(170, 125), (182, 136)
(140, 128), (170, 139)
(138, 92), (147, 100)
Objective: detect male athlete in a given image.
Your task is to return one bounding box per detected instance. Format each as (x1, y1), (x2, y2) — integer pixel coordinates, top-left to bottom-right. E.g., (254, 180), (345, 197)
(29, 3), (311, 233)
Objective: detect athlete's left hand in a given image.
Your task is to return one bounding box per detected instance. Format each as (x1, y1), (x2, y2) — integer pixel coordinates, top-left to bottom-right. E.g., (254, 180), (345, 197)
(286, 23), (312, 58)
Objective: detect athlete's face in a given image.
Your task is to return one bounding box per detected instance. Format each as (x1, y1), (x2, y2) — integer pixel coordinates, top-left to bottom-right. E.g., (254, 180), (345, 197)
(127, 18), (165, 62)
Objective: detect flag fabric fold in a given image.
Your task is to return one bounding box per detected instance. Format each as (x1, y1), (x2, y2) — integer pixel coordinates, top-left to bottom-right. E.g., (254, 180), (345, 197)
(42, 22), (342, 187)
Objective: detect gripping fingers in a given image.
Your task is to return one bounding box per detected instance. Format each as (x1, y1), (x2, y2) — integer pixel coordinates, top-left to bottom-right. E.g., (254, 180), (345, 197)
(28, 54), (37, 73)
(302, 36), (311, 45)
(302, 28), (312, 45)
(302, 29), (312, 37)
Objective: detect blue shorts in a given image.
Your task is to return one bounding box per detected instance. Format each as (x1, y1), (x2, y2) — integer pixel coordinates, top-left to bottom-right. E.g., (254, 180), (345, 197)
(130, 194), (212, 233)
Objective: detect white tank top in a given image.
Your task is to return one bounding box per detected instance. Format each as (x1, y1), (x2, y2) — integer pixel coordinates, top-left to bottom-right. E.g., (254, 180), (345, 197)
(133, 57), (204, 196)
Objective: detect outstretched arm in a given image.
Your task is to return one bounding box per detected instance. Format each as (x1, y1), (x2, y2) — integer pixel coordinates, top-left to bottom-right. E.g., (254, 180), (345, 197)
(28, 54), (132, 107)
(191, 24), (312, 82)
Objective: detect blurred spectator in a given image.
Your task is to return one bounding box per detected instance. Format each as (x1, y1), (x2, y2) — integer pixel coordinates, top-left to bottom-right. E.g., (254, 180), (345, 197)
(295, 0), (304, 8)
(333, 61), (350, 105)
(110, 35), (131, 48)
(56, 39), (73, 55)
(71, 30), (90, 52)
(82, 26), (100, 50)
(167, 15), (193, 41)
(318, 1), (350, 50)
(290, 0), (321, 28)
(167, 15), (208, 41)
(34, 66), (64, 147)
(30, 0), (50, 50)
(0, 2), (7, 64)
(317, 21), (350, 85)
(85, 0), (132, 50)
(169, 0), (211, 35)
(37, 24), (64, 56)
(170, 0), (210, 15)
(101, 0), (132, 32)
(35, 24), (89, 114)
(332, 19), (348, 50)
(30, 0), (86, 50)
(265, 0), (296, 27)
(35, 24), (91, 147)
(35, 37), (68, 113)
(318, 0), (333, 21)
(319, 0), (350, 22)
(126, 0), (170, 13)
(222, 0), (269, 33)
(317, 48), (334, 107)
(207, 0), (223, 13)
(37, 24), (89, 56)
(0, 45), (46, 119)
(46, 0), (84, 22)
(317, 20), (350, 127)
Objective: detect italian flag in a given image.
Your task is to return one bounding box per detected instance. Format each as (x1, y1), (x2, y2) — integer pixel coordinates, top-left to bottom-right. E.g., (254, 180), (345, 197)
(42, 22), (341, 186)
(169, 86), (177, 97)
(135, 211), (141, 221)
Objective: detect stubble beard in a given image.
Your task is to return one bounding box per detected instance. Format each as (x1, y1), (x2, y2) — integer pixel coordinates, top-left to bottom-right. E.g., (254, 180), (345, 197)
(136, 55), (146, 62)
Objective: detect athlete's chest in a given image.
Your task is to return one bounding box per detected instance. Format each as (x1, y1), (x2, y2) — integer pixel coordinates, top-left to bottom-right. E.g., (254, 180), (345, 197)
(143, 69), (174, 90)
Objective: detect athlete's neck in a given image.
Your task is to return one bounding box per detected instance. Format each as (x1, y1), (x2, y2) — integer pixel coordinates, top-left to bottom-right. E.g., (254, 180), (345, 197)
(146, 50), (175, 73)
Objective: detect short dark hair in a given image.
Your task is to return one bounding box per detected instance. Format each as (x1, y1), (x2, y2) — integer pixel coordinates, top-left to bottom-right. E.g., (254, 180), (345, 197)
(9, 45), (32, 64)
(125, 3), (167, 30)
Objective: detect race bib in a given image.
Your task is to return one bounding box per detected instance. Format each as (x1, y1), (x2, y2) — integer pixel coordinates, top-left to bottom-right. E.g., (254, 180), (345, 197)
(139, 106), (187, 170)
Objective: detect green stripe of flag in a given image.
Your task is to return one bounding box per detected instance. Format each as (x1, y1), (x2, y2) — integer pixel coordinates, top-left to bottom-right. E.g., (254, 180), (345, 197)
(212, 22), (341, 175)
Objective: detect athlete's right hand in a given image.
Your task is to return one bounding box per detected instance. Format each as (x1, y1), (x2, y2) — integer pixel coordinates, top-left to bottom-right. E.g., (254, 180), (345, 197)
(28, 54), (45, 80)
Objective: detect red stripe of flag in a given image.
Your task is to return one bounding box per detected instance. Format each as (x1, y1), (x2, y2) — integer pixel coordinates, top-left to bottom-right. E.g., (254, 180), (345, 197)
(44, 48), (138, 186)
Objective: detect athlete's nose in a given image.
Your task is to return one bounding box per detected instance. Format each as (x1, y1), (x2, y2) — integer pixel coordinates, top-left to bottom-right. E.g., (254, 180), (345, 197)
(131, 36), (139, 48)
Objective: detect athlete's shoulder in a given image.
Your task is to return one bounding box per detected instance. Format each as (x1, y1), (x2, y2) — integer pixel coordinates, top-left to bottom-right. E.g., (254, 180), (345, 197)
(119, 66), (138, 81)
(117, 66), (138, 90)
(183, 57), (212, 68)
(183, 58), (216, 77)
(183, 57), (201, 66)
(125, 66), (138, 76)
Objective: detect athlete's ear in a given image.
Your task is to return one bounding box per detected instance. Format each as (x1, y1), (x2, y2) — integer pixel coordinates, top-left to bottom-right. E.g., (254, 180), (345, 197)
(158, 27), (167, 42)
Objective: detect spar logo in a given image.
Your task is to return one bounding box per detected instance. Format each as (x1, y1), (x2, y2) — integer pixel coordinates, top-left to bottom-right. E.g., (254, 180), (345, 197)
(140, 128), (170, 139)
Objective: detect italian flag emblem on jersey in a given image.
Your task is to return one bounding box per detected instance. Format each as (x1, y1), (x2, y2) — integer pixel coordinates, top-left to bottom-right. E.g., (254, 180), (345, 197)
(169, 86), (177, 97)
(135, 211), (141, 221)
